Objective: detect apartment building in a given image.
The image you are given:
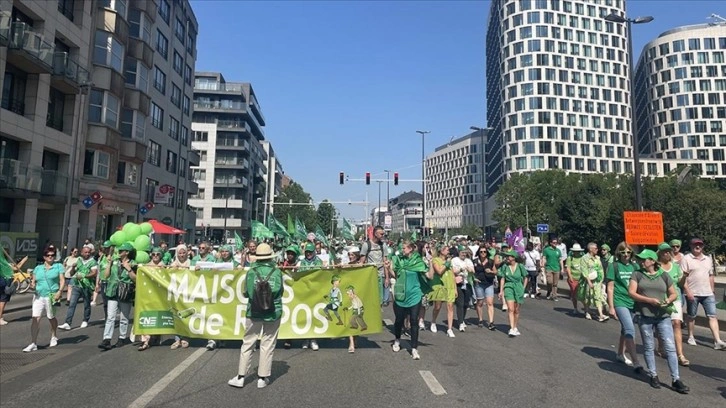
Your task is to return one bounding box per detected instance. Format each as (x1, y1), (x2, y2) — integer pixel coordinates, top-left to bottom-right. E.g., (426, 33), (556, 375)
(1, 0), (91, 254)
(388, 191), (422, 234)
(260, 140), (284, 222)
(189, 72), (267, 242)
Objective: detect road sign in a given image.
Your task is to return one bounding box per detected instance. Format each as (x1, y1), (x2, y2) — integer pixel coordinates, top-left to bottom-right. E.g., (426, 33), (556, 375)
(624, 211), (664, 245)
(536, 224), (549, 233)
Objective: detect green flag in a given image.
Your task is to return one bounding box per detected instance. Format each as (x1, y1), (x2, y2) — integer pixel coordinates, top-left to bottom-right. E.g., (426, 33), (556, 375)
(234, 232), (244, 250)
(315, 225), (329, 247)
(295, 217), (307, 240)
(267, 216), (289, 239)
(411, 229), (418, 241)
(251, 220), (274, 240)
(342, 219), (355, 241)
(287, 214), (295, 236)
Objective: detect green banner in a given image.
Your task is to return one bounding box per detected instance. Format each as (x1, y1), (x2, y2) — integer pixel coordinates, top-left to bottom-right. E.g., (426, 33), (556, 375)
(133, 265), (382, 339)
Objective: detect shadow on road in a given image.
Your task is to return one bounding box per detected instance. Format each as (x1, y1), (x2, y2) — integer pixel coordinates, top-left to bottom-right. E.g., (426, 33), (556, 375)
(688, 363), (726, 382)
(582, 346), (648, 384)
(58, 335), (89, 345)
(553, 307), (581, 318)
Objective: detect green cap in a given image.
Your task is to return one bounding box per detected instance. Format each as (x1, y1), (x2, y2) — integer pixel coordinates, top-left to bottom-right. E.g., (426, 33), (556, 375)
(345, 285), (355, 292)
(151, 247), (162, 254)
(285, 245), (301, 256)
(118, 242), (134, 252)
(636, 249), (658, 261)
(331, 274), (341, 284)
(657, 242), (672, 252)
(669, 239), (682, 247)
(304, 243), (315, 252)
(600, 244), (610, 251)
(501, 249), (518, 258)
(102, 240), (113, 248)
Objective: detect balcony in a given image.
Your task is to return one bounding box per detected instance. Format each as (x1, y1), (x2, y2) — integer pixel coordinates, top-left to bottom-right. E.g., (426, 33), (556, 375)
(0, 10), (9, 46)
(194, 81), (247, 98)
(188, 150), (200, 166)
(216, 120), (252, 132)
(1, 95), (25, 115)
(193, 100), (247, 112)
(216, 138), (250, 151)
(213, 177), (248, 188)
(0, 159), (73, 200)
(8, 22), (55, 73)
(214, 158), (249, 169)
(51, 52), (91, 93)
(211, 198), (244, 208)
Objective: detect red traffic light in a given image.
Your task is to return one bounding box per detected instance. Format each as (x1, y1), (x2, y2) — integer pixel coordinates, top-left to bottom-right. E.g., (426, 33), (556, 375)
(393, 172), (399, 185)
(339, 172), (345, 185)
(365, 172), (371, 185)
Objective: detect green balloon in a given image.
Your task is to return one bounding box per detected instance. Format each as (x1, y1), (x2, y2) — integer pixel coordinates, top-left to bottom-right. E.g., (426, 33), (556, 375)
(140, 222), (153, 235)
(127, 225), (142, 240)
(134, 235), (151, 251)
(135, 250), (150, 264)
(122, 222), (136, 234)
(110, 231), (126, 246)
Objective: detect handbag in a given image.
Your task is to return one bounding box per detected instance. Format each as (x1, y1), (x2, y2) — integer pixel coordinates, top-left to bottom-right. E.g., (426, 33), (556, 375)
(116, 280), (136, 302)
(588, 270), (598, 280)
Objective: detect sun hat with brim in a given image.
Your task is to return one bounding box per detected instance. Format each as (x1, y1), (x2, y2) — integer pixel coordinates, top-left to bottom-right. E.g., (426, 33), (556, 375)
(669, 239), (682, 247)
(571, 243), (585, 252)
(635, 249), (658, 261)
(600, 244), (611, 251)
(304, 243), (315, 252)
(347, 246), (361, 253)
(102, 240), (113, 248)
(118, 243), (134, 252)
(255, 243), (274, 260)
(657, 242), (672, 252)
(501, 249), (519, 258)
(285, 245), (301, 256)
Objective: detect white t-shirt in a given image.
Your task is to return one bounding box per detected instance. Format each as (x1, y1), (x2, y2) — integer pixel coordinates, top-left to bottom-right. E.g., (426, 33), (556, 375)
(523, 250), (541, 272)
(451, 257), (474, 286)
(557, 243), (568, 261)
(681, 253), (714, 297)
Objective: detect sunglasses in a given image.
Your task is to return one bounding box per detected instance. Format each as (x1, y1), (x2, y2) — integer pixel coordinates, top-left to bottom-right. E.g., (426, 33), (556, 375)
(44, 254), (55, 258)
(672, 245), (680, 248)
(619, 250), (632, 255)
(152, 253), (162, 256)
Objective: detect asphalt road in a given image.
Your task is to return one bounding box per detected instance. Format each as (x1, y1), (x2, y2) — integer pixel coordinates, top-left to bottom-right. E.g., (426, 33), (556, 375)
(1, 293), (724, 408)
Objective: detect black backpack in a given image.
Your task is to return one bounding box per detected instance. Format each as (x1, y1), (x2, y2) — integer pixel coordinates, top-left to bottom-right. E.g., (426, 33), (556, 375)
(250, 265), (276, 314)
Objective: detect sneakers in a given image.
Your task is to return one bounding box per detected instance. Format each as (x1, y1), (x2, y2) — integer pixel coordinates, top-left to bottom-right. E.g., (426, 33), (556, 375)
(672, 379), (690, 394)
(512, 328), (521, 336)
(411, 348), (420, 360)
(49, 336), (58, 348)
(0, 318), (8, 325)
(714, 340), (726, 350)
(446, 329), (456, 338)
(418, 320), (426, 331)
(58, 323), (71, 330)
(649, 375), (661, 389)
(301, 340), (309, 349)
(228, 376), (245, 388)
(686, 337), (697, 346)
(458, 323), (466, 332)
(206, 340), (216, 350)
(392, 340), (401, 352)
(430, 323), (438, 333)
(523, 293), (529, 299)
(310, 340), (319, 351)
(502, 304), (508, 311)
(98, 339), (112, 351)
(80, 321), (88, 329)
(488, 322), (495, 331)
(23, 343), (38, 352)
(508, 329), (516, 337)
(477, 321), (484, 328)
(616, 353), (633, 366)
(257, 378), (270, 389)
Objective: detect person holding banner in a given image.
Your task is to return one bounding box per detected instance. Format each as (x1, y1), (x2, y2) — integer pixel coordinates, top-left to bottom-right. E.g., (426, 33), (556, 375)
(169, 245), (191, 349)
(297, 243), (323, 351)
(390, 241), (433, 360)
(99, 243), (137, 351)
(228, 243), (284, 389)
(191, 241), (216, 269)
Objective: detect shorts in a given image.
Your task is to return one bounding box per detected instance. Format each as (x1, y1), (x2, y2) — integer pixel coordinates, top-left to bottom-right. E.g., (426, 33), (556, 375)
(503, 286), (524, 304)
(686, 295), (717, 318)
(670, 299), (683, 322)
(0, 277), (11, 302)
(31, 295), (56, 319)
(545, 270), (560, 285)
(474, 283), (494, 299)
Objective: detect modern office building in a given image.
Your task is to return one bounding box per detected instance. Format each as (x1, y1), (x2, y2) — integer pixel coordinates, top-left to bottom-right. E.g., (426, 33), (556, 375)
(486, 0), (633, 196)
(388, 191), (422, 234)
(426, 130), (486, 232)
(634, 22), (726, 178)
(1, 0), (91, 252)
(189, 72), (267, 242)
(260, 140), (284, 222)
(76, 0), (198, 244)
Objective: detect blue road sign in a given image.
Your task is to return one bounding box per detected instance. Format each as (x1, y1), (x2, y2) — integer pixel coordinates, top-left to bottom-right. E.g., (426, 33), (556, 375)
(536, 224), (549, 233)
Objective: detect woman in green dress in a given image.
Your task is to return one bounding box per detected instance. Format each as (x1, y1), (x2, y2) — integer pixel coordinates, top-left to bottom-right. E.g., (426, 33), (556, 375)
(577, 243), (608, 321)
(497, 250), (528, 337)
(427, 245), (456, 337)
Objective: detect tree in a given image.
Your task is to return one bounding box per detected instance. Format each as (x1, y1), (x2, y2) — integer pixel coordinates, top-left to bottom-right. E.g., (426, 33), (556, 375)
(273, 182), (317, 233)
(316, 200), (337, 236)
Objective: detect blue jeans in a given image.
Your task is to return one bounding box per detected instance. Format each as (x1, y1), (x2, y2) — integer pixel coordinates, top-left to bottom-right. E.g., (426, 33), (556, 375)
(615, 307), (636, 339)
(639, 316), (680, 381)
(65, 285), (92, 325)
(686, 295), (717, 318)
(378, 275), (391, 305)
(103, 299), (132, 340)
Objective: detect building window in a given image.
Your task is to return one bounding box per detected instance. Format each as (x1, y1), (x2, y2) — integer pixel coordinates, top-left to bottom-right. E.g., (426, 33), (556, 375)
(183, 95), (190, 115)
(156, 30), (168, 59)
(117, 161), (138, 186)
(158, 0), (170, 24)
(128, 8), (151, 44)
(171, 83), (181, 107)
(181, 126), (189, 146)
(193, 131), (208, 142)
(83, 149), (110, 179)
(124, 58), (149, 92)
(88, 89), (119, 128)
(184, 65), (193, 86)
(145, 178), (158, 202)
(100, 0), (127, 19)
(177, 188), (185, 209)
(175, 18), (185, 42)
(46, 87), (66, 132)
(120, 109), (146, 141)
(166, 150), (177, 174)
(147, 140), (161, 166)
(57, 0), (75, 21)
(187, 31), (195, 55)
(93, 31), (124, 73)
(169, 116), (179, 140)
(1, 66), (28, 115)
(153, 66), (166, 94)
(150, 103), (163, 129)
(179, 157), (187, 178)
(173, 51), (183, 76)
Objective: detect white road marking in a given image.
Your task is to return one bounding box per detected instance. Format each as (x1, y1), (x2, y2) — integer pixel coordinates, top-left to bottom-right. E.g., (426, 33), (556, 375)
(383, 318), (393, 326)
(419, 370), (447, 395)
(128, 348), (206, 408)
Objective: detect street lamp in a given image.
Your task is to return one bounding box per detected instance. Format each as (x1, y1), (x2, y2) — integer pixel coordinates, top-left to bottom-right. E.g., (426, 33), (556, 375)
(470, 126), (487, 238)
(604, 13), (654, 211)
(415, 130), (430, 236)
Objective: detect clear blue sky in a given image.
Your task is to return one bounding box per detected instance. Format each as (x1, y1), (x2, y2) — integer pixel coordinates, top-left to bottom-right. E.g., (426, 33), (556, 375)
(191, 0), (722, 222)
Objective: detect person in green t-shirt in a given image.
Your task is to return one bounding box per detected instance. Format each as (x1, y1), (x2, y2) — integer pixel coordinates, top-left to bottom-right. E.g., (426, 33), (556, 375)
(606, 241), (642, 371)
(497, 250), (528, 337)
(93, 241), (115, 317)
(59, 246), (98, 330)
(541, 238), (563, 301)
(656, 242), (689, 367)
(0, 249), (16, 325)
(191, 241), (216, 268)
(99, 243), (137, 351)
(159, 241), (173, 265)
(428, 245), (456, 336)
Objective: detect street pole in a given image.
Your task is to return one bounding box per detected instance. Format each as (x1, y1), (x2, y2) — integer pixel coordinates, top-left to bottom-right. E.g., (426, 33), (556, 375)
(224, 178), (229, 243)
(61, 83), (89, 256)
(377, 180), (382, 226)
(605, 13), (653, 211)
(470, 126), (487, 238)
(416, 130), (430, 236)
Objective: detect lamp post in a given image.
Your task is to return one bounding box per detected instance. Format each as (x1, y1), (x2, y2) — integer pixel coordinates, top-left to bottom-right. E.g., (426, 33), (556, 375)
(470, 126), (487, 238)
(604, 13), (654, 211)
(416, 130), (430, 236)
(224, 178), (229, 243)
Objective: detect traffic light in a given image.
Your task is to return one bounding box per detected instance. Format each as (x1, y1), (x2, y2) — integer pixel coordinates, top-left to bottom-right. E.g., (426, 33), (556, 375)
(365, 172), (370, 185)
(393, 172), (399, 185)
(339, 172), (345, 185)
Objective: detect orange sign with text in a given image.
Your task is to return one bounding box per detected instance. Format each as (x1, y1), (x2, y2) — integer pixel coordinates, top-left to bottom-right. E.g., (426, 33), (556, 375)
(623, 211), (664, 245)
